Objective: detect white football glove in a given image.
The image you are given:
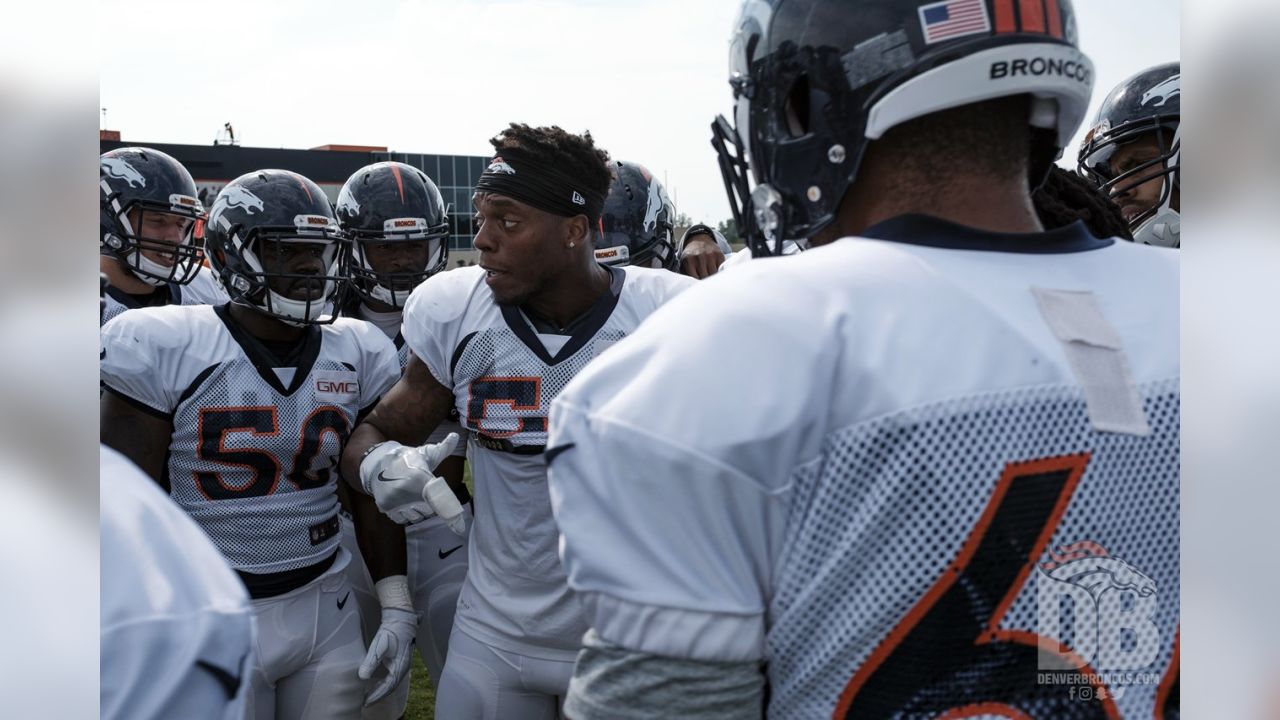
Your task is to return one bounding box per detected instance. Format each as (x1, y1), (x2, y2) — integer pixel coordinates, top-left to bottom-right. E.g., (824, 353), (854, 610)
(358, 576), (418, 706)
(359, 433), (464, 528)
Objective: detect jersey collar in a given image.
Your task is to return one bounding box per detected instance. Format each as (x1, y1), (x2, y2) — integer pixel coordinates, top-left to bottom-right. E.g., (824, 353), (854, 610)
(860, 214), (1114, 254)
(214, 303), (323, 396)
(501, 264), (625, 367)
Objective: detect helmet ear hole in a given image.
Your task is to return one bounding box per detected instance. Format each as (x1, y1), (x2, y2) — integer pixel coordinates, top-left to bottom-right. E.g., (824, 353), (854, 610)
(784, 74), (811, 138)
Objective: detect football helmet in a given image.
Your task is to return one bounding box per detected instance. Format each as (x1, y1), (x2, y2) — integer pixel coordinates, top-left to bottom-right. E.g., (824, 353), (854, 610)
(595, 161), (678, 270)
(335, 162), (451, 307)
(100, 147), (206, 286)
(204, 170), (345, 325)
(1077, 62), (1180, 247)
(712, 0), (1095, 255)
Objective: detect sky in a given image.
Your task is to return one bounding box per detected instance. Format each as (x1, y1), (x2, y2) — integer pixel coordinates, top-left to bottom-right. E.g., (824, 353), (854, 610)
(99, 0), (1179, 226)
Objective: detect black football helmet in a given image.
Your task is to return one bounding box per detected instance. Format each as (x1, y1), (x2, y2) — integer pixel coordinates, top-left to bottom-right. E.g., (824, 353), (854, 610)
(1077, 62), (1180, 247)
(595, 161), (678, 270)
(100, 147), (206, 286)
(335, 162), (450, 307)
(204, 170), (345, 326)
(712, 0), (1095, 256)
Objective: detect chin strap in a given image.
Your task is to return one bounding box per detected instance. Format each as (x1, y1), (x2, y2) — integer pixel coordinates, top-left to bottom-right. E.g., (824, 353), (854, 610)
(267, 287), (332, 326)
(1134, 208), (1180, 248)
(125, 248), (178, 287)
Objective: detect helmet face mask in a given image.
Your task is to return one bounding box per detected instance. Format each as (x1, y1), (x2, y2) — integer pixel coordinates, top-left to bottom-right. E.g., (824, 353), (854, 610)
(100, 148), (207, 286)
(713, 0), (1094, 257)
(205, 170), (347, 326)
(596, 161), (679, 270)
(336, 162), (450, 308)
(351, 235), (445, 305)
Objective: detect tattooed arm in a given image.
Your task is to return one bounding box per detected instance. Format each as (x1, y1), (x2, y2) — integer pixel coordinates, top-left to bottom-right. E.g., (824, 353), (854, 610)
(101, 392), (174, 488)
(340, 352), (456, 492)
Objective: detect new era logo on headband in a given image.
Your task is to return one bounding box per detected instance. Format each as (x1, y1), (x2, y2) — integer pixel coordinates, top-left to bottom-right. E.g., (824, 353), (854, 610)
(571, 191), (585, 205)
(487, 157), (516, 175)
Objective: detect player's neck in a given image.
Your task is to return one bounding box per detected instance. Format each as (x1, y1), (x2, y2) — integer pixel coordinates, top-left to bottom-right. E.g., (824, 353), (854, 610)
(820, 154), (1043, 243)
(99, 255), (159, 296)
(228, 302), (308, 342)
(361, 296), (399, 314)
(523, 260), (612, 330)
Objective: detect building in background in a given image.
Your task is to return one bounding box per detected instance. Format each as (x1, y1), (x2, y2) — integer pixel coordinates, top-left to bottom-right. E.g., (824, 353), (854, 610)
(100, 134), (490, 257)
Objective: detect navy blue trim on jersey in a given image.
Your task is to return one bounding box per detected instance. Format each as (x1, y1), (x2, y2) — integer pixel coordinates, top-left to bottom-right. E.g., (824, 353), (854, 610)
(544, 443), (575, 464)
(356, 399), (380, 423)
(499, 265), (625, 366)
(103, 385), (173, 422)
(213, 303), (322, 397)
(861, 214), (1113, 254)
(176, 364), (221, 411)
(105, 281), (182, 311)
(450, 331), (479, 377)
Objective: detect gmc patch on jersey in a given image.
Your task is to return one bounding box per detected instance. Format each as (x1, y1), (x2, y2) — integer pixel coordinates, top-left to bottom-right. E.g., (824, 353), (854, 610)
(314, 370), (359, 402)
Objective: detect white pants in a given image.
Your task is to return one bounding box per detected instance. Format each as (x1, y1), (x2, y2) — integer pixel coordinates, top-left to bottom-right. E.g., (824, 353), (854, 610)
(245, 548), (366, 720)
(435, 628), (575, 720)
(340, 508), (471, 720)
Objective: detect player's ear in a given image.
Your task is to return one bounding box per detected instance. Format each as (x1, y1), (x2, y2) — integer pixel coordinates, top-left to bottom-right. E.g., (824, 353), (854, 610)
(564, 215), (590, 250)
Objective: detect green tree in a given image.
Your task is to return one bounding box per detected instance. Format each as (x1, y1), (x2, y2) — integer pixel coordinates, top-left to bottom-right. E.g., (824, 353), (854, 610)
(717, 218), (741, 245)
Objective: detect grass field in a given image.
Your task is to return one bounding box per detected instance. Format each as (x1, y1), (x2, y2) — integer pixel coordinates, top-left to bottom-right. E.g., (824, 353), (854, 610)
(405, 654), (436, 719)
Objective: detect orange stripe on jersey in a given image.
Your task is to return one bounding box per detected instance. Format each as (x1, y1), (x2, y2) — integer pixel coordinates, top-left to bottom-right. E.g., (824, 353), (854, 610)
(1018, 0), (1046, 33)
(993, 0), (1017, 33)
(1044, 0), (1063, 38)
(1155, 629), (1180, 718)
(936, 703), (1032, 720)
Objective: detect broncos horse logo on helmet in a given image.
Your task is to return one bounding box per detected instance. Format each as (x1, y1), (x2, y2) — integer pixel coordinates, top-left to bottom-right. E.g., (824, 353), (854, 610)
(595, 160), (678, 270)
(100, 157), (147, 189)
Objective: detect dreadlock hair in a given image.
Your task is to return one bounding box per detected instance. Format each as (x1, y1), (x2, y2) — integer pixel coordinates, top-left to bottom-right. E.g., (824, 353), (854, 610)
(1033, 165), (1133, 240)
(488, 123), (613, 214)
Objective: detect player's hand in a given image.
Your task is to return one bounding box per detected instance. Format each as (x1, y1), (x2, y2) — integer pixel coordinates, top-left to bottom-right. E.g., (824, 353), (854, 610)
(359, 434), (459, 524)
(679, 232), (724, 279)
(422, 473), (467, 536)
(358, 577), (419, 706)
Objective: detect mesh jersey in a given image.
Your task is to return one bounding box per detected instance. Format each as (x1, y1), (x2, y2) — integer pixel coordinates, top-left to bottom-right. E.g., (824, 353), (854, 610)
(100, 303), (400, 574)
(402, 264), (695, 659)
(101, 264), (228, 326)
(549, 217), (1180, 718)
(100, 445), (254, 720)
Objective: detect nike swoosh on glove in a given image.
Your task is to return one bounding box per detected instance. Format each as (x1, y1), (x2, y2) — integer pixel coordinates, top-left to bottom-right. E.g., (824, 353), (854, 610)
(359, 433), (459, 524)
(358, 606), (418, 706)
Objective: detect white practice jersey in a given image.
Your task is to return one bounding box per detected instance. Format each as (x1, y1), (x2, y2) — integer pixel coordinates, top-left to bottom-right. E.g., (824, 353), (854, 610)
(101, 445), (255, 720)
(549, 217), (1180, 718)
(718, 240), (802, 273)
(101, 304), (400, 574)
(402, 264), (695, 659)
(101, 264), (228, 326)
